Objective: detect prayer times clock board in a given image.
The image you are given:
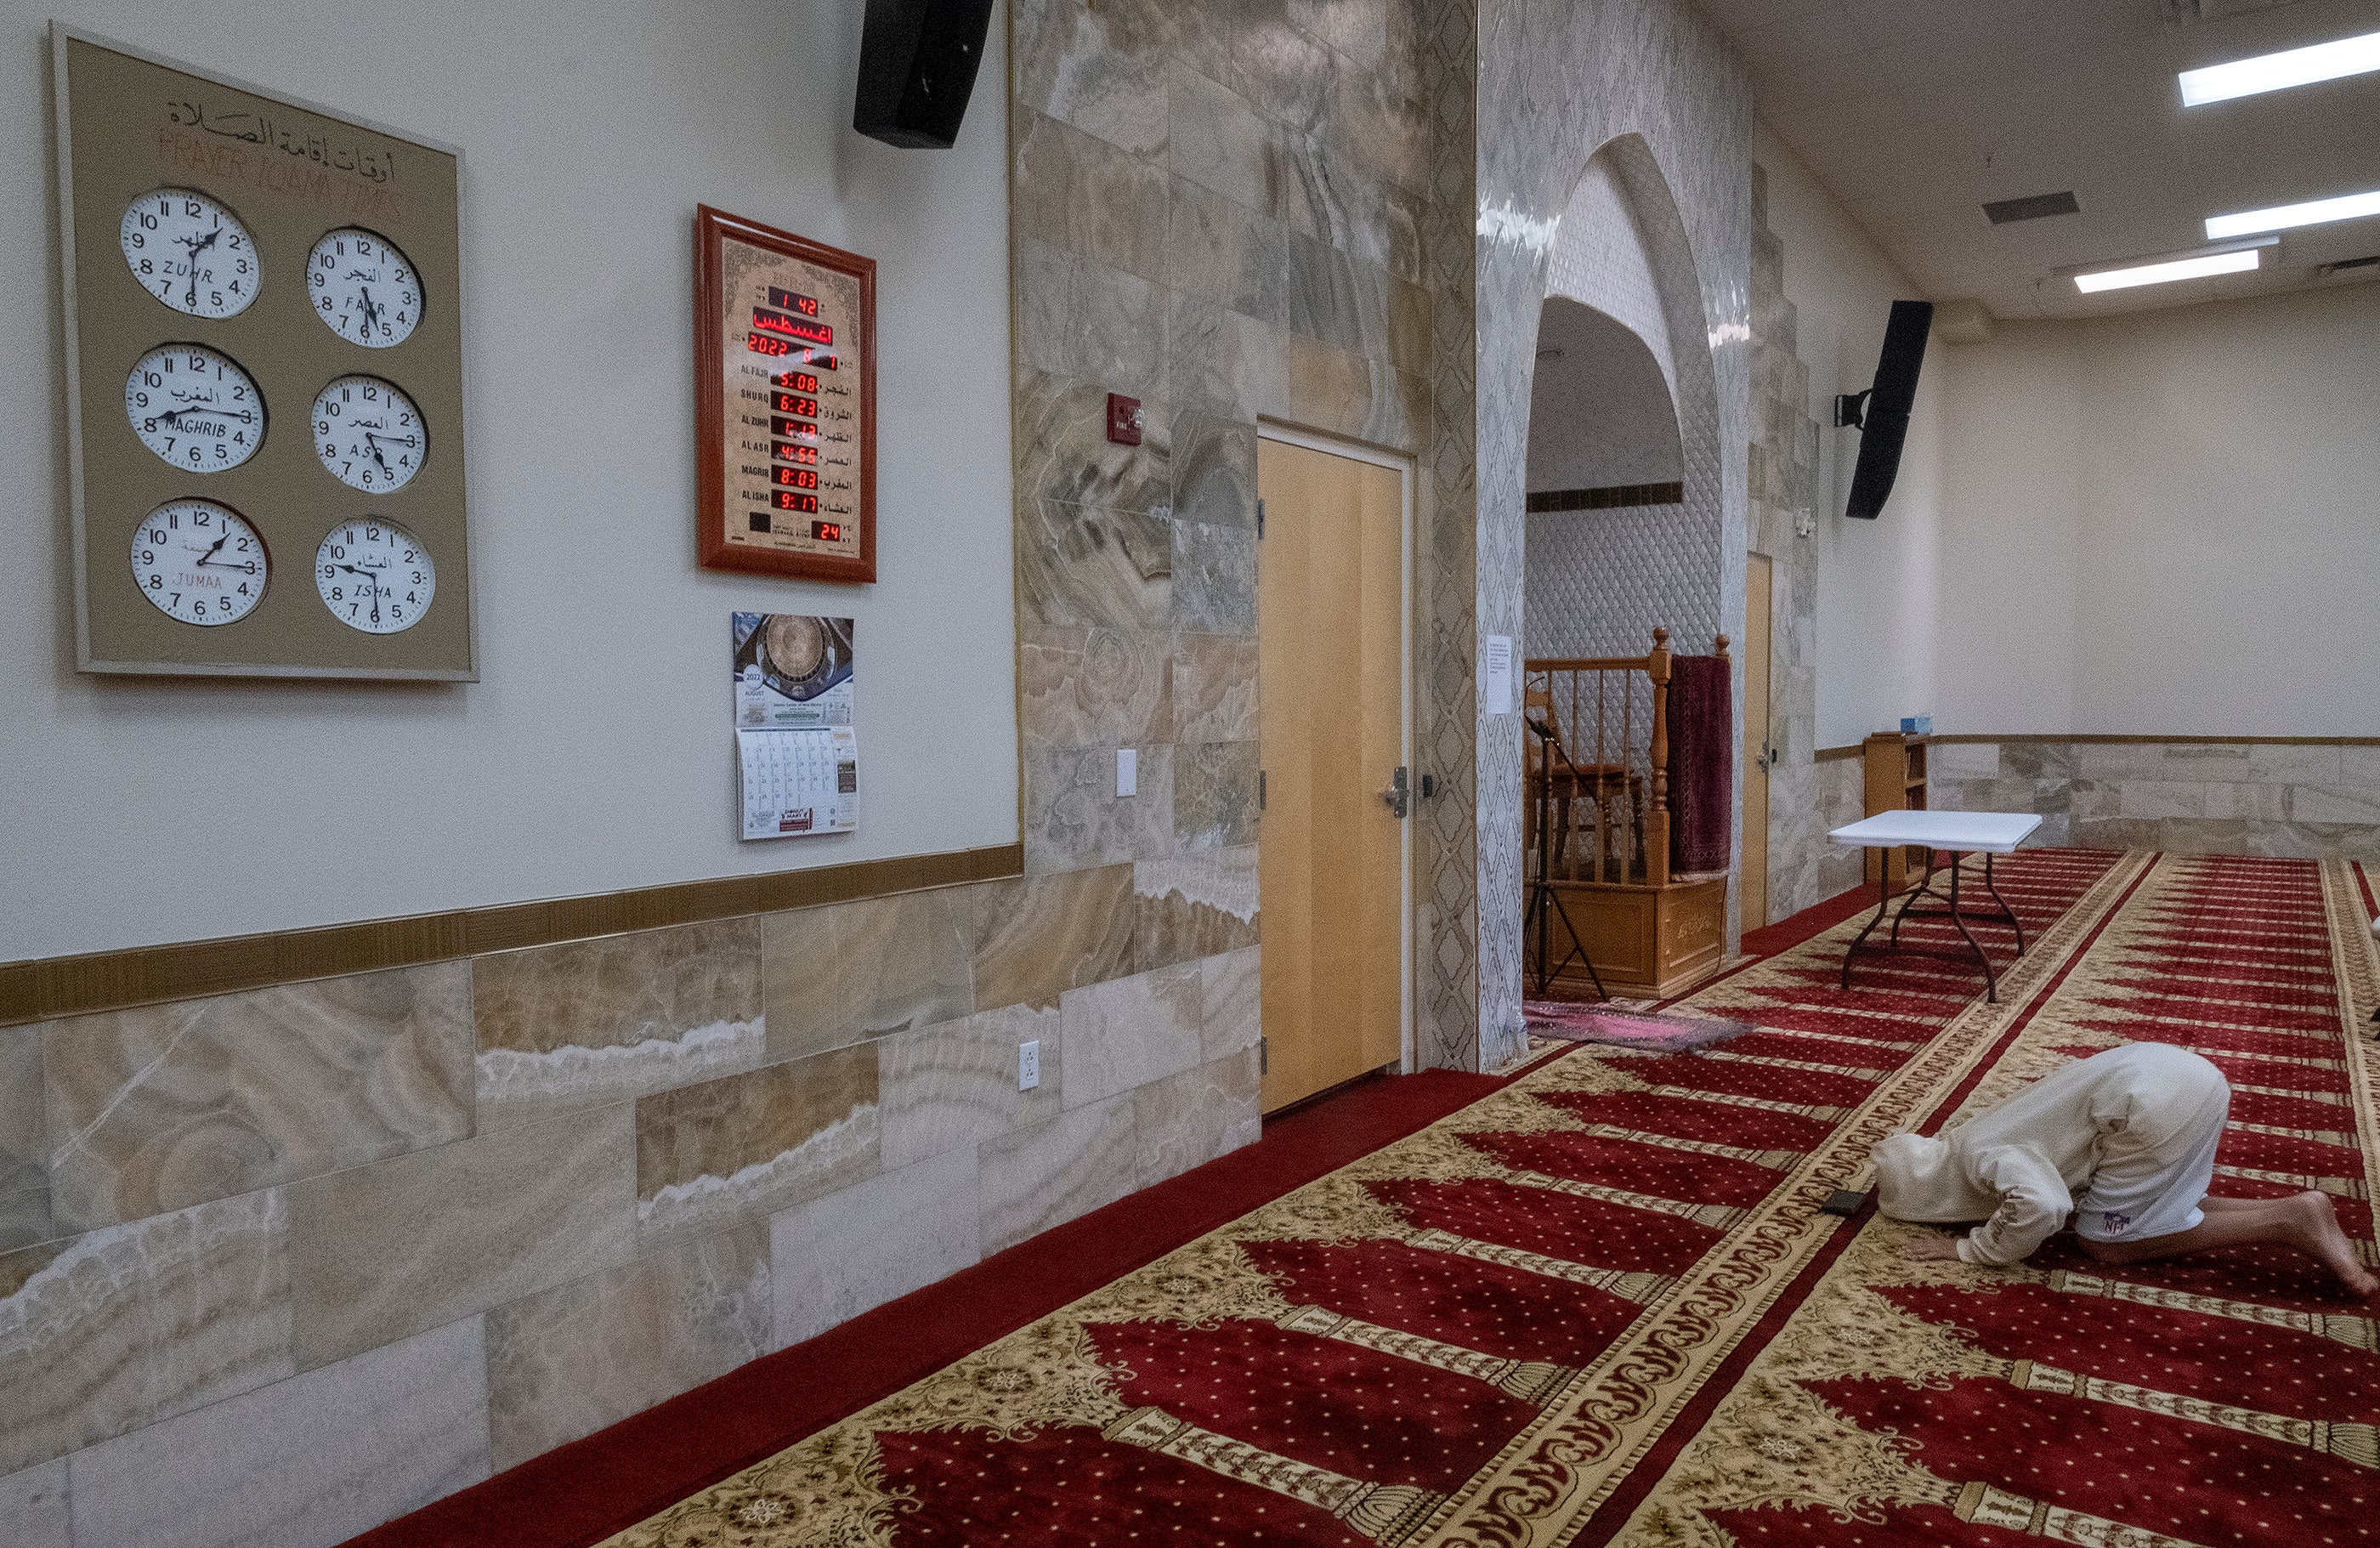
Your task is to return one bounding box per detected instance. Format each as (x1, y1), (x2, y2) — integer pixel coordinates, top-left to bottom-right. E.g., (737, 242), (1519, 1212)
(694, 207), (876, 584)
(52, 26), (474, 678)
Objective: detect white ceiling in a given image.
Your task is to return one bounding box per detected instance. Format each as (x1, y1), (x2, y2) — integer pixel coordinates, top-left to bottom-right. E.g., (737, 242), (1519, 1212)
(1721, 0), (2380, 318)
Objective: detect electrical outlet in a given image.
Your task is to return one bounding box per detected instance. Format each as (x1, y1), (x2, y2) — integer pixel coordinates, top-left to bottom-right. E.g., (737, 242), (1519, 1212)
(1018, 1039), (1041, 1091)
(1115, 747), (1137, 797)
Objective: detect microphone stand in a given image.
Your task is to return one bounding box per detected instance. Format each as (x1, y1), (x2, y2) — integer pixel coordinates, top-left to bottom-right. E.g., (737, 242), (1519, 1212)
(1525, 717), (1608, 1001)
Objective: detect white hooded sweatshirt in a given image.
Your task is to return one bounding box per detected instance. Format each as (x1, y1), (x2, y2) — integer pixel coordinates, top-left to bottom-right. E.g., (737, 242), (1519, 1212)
(1871, 1042), (2229, 1266)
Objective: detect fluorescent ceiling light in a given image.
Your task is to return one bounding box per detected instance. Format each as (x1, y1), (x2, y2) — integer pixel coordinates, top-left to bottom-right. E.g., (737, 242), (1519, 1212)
(2073, 248), (2261, 293)
(2179, 30), (2380, 105)
(2206, 189), (2380, 239)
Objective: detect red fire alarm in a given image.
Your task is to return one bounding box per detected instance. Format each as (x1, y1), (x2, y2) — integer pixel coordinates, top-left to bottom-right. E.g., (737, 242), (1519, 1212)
(1106, 393), (1143, 446)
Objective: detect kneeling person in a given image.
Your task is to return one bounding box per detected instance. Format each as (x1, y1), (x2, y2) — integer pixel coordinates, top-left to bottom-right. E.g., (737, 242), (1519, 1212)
(1872, 1041), (2373, 1296)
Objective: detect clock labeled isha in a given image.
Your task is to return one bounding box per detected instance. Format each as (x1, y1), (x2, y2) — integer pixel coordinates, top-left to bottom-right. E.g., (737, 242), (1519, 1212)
(313, 375), (424, 491)
(308, 227), (422, 348)
(124, 344), (265, 472)
(694, 207), (875, 583)
(129, 499), (269, 626)
(316, 518), (434, 633)
(118, 188), (258, 319)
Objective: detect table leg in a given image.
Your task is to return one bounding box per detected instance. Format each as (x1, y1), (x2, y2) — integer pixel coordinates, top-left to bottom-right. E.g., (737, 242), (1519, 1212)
(1840, 851), (1895, 990)
(1983, 851), (2024, 955)
(1945, 850), (1999, 1003)
(1889, 848), (1942, 947)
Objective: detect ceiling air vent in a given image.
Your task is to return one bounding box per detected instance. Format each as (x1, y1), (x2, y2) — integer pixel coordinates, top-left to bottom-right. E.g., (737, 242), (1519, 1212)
(1983, 190), (2082, 225)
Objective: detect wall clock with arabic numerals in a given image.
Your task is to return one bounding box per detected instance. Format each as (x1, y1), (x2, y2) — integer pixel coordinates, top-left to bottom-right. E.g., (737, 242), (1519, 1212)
(54, 26), (473, 678)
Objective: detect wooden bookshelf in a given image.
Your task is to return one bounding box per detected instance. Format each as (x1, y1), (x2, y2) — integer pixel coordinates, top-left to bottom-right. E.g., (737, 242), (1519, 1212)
(1862, 733), (1930, 893)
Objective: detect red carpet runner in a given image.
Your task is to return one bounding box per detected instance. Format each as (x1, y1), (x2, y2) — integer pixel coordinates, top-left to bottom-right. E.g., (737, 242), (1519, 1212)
(585, 851), (2379, 1547)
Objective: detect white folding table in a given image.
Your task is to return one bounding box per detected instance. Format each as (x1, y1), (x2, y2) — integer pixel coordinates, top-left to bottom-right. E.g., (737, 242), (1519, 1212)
(1827, 810), (2043, 1002)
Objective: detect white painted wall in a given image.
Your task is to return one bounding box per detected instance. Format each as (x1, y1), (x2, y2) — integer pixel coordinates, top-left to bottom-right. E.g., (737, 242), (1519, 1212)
(1941, 282), (2380, 736)
(1754, 126), (1946, 750)
(1, 3), (1015, 958)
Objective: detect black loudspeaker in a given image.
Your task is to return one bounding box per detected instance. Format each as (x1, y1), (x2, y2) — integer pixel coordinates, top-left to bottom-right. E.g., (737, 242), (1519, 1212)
(853, 0), (997, 149)
(1835, 299), (1934, 520)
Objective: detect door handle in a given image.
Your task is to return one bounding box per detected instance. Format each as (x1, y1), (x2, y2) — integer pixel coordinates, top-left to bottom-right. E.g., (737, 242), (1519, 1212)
(1380, 766), (1409, 819)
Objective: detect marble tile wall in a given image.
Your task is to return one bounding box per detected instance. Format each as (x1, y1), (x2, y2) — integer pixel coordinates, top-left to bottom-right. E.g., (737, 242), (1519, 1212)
(1930, 742), (2380, 860)
(0, 872), (1263, 1545)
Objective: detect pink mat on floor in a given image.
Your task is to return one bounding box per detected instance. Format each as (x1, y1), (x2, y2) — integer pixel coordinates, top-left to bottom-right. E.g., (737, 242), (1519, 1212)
(1522, 1002), (1756, 1052)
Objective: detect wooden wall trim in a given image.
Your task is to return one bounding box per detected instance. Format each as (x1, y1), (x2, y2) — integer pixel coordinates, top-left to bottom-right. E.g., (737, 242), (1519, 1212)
(1924, 733), (2380, 746)
(1814, 744), (1862, 762)
(0, 842), (1024, 1029)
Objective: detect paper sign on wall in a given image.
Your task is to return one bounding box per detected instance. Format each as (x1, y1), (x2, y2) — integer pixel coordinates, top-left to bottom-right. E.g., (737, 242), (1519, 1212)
(1484, 635), (1515, 715)
(733, 613), (857, 839)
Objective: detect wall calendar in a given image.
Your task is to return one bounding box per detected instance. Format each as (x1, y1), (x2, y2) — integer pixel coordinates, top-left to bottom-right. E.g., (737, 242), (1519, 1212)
(694, 207), (876, 585)
(52, 26), (473, 679)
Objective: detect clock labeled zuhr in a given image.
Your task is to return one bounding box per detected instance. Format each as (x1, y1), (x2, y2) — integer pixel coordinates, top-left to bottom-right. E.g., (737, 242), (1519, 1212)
(309, 227), (421, 348)
(130, 498), (269, 626)
(124, 344), (265, 472)
(316, 518), (435, 633)
(119, 188), (258, 319)
(313, 375), (425, 492)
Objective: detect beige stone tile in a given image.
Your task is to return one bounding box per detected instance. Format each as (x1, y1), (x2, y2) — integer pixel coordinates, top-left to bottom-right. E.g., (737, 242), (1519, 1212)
(42, 965), (473, 1232)
(2074, 743), (2168, 779)
(978, 1094), (1139, 1254)
(2201, 782), (2291, 820)
(2158, 743), (2251, 776)
(772, 1144), (980, 1349)
(1171, 519), (1255, 633)
(67, 1316), (486, 1548)
(1134, 1047), (1262, 1188)
(1172, 632), (1257, 743)
(1928, 742), (1999, 780)
(1018, 626), (1173, 751)
(1060, 963), (1204, 1109)
(762, 888), (974, 1063)
(0, 1190), (292, 1476)
(1133, 847), (1259, 972)
(2247, 744), (2342, 784)
(2291, 785), (2380, 825)
(2339, 746), (2380, 789)
(484, 1222), (769, 1471)
(1014, 371), (1172, 515)
(2116, 780), (2207, 819)
(474, 920), (762, 1133)
(879, 1005), (1065, 1171)
(635, 1046), (878, 1245)
(289, 1107), (634, 1369)
(1166, 61), (1268, 211)
(1200, 947), (1261, 1063)
(0, 1024), (49, 1253)
(1023, 743), (1176, 872)
(1016, 496), (1173, 632)
(1175, 740), (1260, 848)
(973, 865), (1136, 1012)
(0, 1456), (68, 1548)
(1013, 107), (1170, 285)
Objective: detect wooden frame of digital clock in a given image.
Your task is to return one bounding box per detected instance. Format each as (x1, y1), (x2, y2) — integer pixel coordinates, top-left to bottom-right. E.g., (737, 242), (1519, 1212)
(694, 206), (877, 585)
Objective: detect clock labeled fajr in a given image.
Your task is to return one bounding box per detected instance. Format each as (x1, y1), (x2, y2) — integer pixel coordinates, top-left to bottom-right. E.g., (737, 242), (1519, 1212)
(129, 498), (269, 626)
(307, 227), (421, 348)
(119, 187), (259, 319)
(124, 344), (266, 472)
(316, 517), (435, 633)
(312, 374), (425, 492)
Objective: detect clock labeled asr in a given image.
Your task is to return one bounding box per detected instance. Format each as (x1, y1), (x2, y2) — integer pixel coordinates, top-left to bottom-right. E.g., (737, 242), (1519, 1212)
(130, 499), (269, 626)
(308, 227), (421, 348)
(125, 345), (265, 472)
(119, 188), (258, 319)
(316, 517), (434, 633)
(312, 375), (425, 492)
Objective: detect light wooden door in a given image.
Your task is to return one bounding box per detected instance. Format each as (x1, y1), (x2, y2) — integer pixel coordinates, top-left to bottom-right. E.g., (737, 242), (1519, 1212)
(1256, 439), (1405, 1112)
(1742, 554), (1773, 931)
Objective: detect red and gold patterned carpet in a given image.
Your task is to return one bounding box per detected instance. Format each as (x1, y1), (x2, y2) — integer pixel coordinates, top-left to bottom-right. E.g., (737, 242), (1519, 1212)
(603, 851), (2380, 1548)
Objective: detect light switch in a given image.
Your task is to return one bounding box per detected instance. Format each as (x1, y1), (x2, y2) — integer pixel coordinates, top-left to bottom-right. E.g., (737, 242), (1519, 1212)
(1116, 747), (1137, 797)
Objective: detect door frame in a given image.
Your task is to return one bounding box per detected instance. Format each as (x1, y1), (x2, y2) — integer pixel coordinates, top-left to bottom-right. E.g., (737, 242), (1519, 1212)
(1254, 421), (1417, 1075)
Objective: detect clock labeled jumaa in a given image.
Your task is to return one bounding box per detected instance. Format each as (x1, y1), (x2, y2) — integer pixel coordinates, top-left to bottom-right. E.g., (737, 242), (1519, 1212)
(694, 207), (876, 584)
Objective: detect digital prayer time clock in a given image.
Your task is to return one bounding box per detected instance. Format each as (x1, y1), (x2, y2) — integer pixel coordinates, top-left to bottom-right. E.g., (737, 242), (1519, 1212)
(695, 207), (875, 583)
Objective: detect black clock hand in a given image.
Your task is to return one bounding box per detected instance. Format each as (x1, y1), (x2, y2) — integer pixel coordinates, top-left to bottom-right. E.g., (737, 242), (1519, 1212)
(358, 285), (382, 332)
(363, 432), (394, 477)
(195, 531), (231, 565)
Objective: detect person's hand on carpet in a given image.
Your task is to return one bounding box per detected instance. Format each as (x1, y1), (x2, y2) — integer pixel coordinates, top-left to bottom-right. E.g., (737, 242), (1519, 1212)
(1904, 1233), (1964, 1262)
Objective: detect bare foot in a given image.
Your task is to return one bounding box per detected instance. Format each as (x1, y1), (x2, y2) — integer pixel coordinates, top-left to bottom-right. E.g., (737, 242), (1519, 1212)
(2284, 1191), (2378, 1298)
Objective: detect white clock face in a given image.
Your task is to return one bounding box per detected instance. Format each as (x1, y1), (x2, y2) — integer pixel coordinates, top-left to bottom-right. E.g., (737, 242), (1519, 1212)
(312, 376), (426, 492)
(308, 228), (421, 348)
(120, 189), (259, 319)
(130, 500), (269, 626)
(316, 518), (434, 633)
(125, 346), (267, 473)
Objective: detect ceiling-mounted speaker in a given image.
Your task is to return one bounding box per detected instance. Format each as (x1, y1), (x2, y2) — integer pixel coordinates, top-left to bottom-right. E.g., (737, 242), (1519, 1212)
(853, 0), (997, 149)
(1833, 300), (1934, 521)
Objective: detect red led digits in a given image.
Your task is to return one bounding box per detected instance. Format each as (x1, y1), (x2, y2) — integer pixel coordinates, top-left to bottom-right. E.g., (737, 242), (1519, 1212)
(773, 490), (819, 513)
(769, 441), (819, 464)
(811, 520), (842, 542)
(766, 286), (823, 318)
(770, 391), (820, 415)
(747, 332), (793, 357)
(773, 466), (819, 490)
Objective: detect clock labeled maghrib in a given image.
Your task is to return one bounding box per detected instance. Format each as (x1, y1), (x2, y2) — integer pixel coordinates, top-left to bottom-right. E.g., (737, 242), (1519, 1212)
(696, 206), (874, 583)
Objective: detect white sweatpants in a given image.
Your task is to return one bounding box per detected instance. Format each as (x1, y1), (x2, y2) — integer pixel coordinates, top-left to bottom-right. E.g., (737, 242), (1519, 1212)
(2071, 1080), (2230, 1243)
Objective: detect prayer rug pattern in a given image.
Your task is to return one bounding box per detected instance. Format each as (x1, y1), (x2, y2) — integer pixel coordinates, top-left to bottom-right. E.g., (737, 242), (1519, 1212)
(1520, 1004), (1757, 1054)
(598, 852), (2380, 1548)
